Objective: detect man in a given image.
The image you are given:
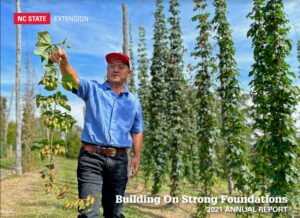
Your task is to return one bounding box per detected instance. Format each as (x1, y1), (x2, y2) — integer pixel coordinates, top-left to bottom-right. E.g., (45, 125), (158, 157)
(50, 50), (144, 218)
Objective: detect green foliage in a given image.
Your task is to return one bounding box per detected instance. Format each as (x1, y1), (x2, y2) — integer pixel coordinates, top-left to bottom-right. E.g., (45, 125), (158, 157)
(247, 0), (270, 194)
(248, 0), (271, 194)
(0, 154), (16, 169)
(248, 1), (300, 210)
(33, 31), (81, 203)
(180, 86), (198, 185)
(62, 74), (77, 91)
(0, 97), (7, 157)
(34, 32), (69, 64)
(167, 0), (186, 197)
(149, 0), (170, 195)
(213, 0), (252, 194)
(65, 125), (82, 159)
(33, 31), (96, 213)
(31, 139), (47, 150)
(137, 26), (152, 184)
(191, 0), (219, 199)
(137, 26), (150, 122)
(34, 32), (76, 134)
(7, 122), (16, 148)
(297, 40), (300, 73)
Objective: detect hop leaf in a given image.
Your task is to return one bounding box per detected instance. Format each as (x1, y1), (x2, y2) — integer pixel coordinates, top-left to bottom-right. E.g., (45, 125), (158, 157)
(57, 185), (69, 199)
(37, 31), (51, 44)
(62, 74), (74, 91)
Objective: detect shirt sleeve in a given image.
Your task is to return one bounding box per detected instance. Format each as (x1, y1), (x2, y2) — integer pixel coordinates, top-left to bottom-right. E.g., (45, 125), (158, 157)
(130, 99), (144, 133)
(71, 79), (91, 101)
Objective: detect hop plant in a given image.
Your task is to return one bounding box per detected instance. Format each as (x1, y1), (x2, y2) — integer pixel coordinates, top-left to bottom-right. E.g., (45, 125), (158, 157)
(31, 31), (95, 212)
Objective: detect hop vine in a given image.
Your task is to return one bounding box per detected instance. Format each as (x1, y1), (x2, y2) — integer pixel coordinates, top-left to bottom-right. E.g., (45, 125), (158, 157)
(32, 31), (95, 213)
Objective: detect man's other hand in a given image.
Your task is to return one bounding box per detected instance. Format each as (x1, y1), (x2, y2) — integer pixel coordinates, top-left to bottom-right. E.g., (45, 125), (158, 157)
(129, 156), (140, 178)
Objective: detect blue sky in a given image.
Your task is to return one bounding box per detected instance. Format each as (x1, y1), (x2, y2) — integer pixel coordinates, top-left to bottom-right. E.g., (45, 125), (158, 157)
(1, 0), (300, 128)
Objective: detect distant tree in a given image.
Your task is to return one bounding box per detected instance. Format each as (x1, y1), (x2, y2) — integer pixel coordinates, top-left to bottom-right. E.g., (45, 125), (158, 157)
(21, 52), (37, 172)
(7, 122), (16, 148)
(65, 125), (82, 159)
(0, 97), (7, 157)
(149, 0), (170, 194)
(213, 0), (251, 194)
(36, 113), (48, 140)
(3, 86), (15, 158)
(128, 23), (136, 93)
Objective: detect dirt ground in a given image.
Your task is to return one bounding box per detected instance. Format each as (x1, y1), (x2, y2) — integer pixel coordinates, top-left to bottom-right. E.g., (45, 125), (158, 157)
(0, 171), (41, 217)
(0, 168), (235, 218)
(0, 168), (16, 180)
(124, 179), (235, 218)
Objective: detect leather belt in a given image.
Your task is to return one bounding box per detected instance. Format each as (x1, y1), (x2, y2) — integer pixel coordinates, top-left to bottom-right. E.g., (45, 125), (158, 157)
(82, 143), (127, 157)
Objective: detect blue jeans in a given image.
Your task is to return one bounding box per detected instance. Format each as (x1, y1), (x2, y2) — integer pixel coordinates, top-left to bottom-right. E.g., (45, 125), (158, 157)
(77, 147), (128, 218)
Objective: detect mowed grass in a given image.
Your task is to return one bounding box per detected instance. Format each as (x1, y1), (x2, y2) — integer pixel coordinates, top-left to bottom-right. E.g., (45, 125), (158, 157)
(0, 154), (16, 169)
(1, 156), (150, 218)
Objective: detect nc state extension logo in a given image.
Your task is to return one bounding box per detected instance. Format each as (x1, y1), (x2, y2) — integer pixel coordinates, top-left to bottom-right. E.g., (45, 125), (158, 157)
(14, 13), (50, 24)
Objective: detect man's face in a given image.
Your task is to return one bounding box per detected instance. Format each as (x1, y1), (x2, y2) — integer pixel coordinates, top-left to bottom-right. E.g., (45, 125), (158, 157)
(106, 58), (131, 85)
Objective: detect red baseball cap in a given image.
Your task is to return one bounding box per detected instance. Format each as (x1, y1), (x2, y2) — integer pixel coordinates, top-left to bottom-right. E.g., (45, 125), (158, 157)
(105, 52), (130, 68)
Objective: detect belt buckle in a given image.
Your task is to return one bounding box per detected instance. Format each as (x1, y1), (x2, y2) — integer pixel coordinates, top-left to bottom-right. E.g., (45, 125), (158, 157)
(107, 148), (117, 157)
(95, 146), (102, 154)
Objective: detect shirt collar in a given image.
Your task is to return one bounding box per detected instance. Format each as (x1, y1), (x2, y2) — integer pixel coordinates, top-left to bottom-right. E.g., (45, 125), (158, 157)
(103, 81), (129, 94)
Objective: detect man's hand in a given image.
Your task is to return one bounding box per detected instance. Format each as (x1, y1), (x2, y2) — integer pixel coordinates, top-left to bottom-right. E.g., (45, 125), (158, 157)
(130, 132), (143, 178)
(48, 49), (79, 85)
(50, 49), (68, 65)
(129, 156), (140, 178)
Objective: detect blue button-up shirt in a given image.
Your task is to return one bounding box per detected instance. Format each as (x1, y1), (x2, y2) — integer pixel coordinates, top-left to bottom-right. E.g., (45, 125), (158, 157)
(72, 79), (144, 148)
